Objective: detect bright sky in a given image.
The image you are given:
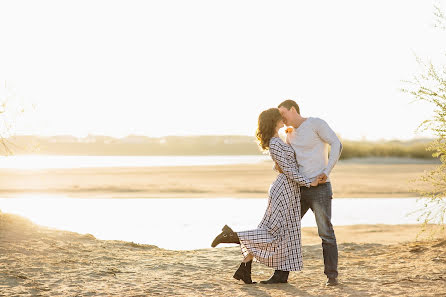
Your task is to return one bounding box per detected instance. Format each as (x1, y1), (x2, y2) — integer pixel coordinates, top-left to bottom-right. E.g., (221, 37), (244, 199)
(1, 0), (445, 140)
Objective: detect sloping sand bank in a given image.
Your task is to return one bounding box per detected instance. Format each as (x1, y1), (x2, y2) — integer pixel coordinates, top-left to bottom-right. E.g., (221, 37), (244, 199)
(1, 212), (445, 296)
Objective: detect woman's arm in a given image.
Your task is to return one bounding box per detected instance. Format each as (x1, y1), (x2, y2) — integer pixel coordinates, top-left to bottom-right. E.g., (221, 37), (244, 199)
(270, 140), (312, 188)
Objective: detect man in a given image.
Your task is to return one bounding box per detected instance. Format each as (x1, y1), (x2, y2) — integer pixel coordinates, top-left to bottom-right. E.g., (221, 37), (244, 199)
(266, 99), (342, 286)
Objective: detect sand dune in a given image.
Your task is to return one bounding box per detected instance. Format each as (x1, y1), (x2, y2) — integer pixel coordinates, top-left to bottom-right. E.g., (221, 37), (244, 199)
(1, 212), (445, 296)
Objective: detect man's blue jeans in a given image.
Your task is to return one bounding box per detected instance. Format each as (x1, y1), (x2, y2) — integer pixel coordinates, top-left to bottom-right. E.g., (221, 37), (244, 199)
(299, 182), (338, 279)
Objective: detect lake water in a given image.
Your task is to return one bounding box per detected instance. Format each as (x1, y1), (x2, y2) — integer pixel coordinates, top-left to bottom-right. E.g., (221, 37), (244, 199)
(0, 155), (270, 169)
(0, 197), (427, 250)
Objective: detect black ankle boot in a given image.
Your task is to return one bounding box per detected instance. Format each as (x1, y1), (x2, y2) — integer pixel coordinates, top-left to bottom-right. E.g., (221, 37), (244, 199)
(233, 260), (256, 284)
(260, 270), (289, 284)
(211, 225), (240, 247)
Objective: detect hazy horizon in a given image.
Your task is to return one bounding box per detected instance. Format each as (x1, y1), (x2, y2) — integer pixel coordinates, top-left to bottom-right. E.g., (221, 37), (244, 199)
(4, 133), (436, 142)
(1, 1), (445, 142)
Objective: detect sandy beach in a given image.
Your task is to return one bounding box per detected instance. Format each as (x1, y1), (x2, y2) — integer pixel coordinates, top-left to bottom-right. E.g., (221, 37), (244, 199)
(2, 0), (445, 296)
(1, 158), (444, 296)
(0, 160), (438, 198)
(1, 212), (445, 296)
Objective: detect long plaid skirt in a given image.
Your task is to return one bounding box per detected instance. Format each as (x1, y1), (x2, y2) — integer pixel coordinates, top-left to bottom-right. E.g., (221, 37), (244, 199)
(237, 173), (303, 271)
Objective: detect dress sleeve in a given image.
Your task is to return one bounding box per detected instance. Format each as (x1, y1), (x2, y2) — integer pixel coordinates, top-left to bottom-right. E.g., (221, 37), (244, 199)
(269, 139), (311, 188)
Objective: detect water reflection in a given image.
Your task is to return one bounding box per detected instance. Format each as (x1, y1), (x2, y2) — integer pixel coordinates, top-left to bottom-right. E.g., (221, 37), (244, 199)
(0, 196), (425, 250)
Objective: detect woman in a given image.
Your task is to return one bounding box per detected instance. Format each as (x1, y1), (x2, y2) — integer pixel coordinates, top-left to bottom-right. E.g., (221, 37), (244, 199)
(211, 107), (318, 284)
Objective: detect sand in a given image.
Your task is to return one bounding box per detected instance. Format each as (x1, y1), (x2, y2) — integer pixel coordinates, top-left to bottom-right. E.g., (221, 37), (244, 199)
(1, 158), (444, 296)
(1, 212), (445, 296)
(0, 161), (438, 198)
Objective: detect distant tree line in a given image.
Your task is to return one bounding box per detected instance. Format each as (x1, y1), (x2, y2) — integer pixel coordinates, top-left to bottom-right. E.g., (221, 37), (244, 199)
(0, 134), (436, 159)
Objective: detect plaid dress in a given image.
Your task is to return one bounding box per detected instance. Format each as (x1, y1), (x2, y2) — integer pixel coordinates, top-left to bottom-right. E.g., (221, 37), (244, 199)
(237, 137), (311, 271)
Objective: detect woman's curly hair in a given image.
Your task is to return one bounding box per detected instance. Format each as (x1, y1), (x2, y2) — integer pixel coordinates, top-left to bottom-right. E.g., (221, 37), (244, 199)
(256, 108), (282, 151)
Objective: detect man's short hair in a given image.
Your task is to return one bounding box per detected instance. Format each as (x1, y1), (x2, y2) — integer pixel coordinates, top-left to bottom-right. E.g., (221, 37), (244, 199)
(278, 99), (300, 114)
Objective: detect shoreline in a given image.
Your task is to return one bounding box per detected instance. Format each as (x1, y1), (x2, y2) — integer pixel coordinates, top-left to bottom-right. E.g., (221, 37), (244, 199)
(1, 212), (445, 296)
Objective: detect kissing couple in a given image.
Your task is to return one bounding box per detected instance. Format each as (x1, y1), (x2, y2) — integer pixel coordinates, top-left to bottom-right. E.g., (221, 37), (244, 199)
(211, 99), (342, 286)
